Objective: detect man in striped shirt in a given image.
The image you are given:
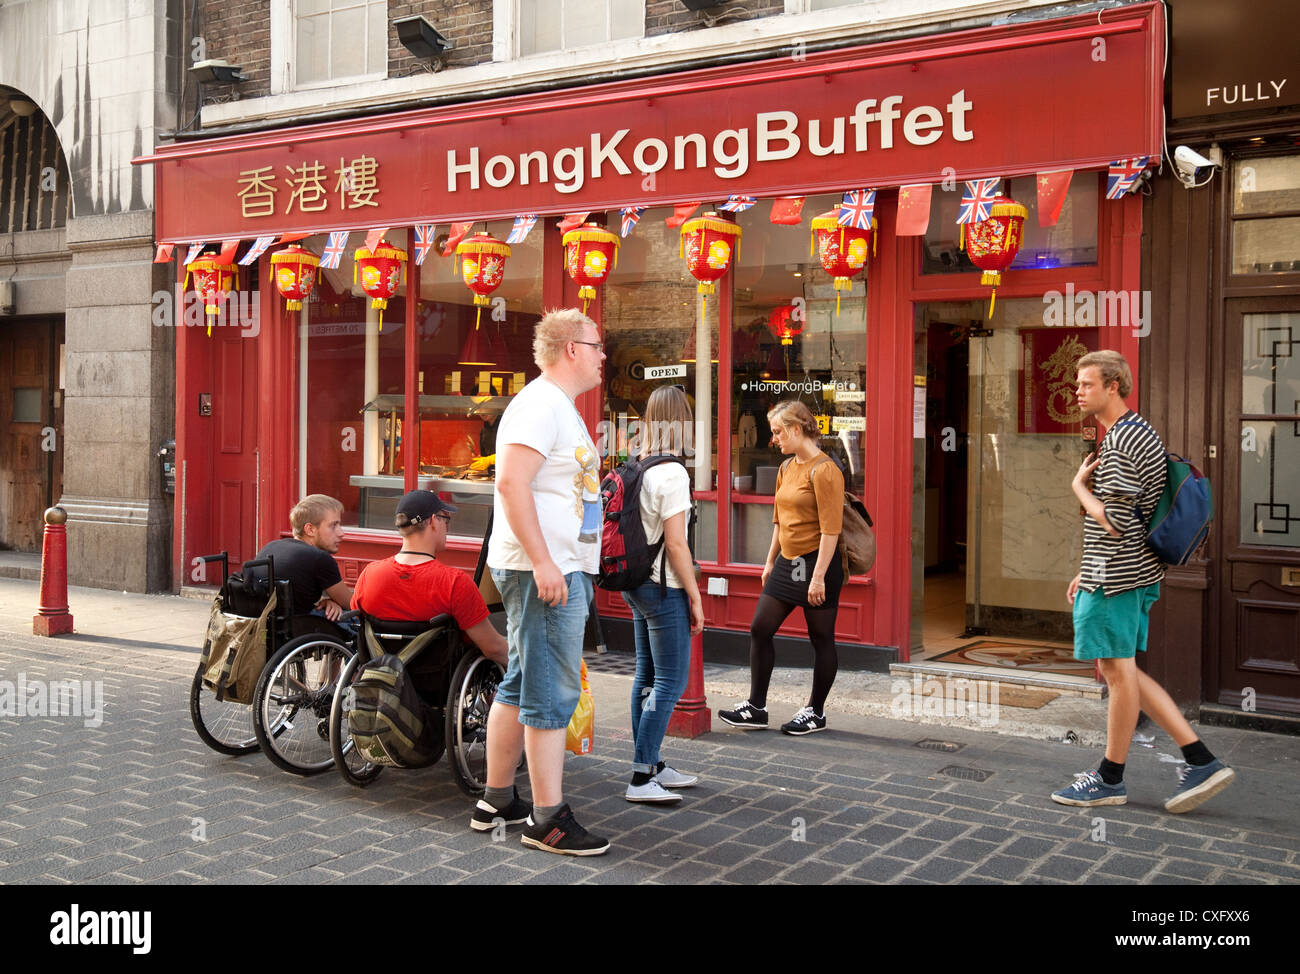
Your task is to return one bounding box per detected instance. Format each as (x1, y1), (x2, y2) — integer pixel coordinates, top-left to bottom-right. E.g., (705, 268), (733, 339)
(1051, 351), (1235, 814)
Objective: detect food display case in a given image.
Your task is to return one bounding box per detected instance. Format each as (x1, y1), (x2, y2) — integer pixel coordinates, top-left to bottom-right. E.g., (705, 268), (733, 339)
(349, 393), (512, 534)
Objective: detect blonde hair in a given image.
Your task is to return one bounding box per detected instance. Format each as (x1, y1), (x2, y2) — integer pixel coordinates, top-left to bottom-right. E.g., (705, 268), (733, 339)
(767, 400), (819, 440)
(290, 494), (342, 538)
(1077, 350), (1133, 398)
(640, 385), (694, 457)
(533, 308), (596, 368)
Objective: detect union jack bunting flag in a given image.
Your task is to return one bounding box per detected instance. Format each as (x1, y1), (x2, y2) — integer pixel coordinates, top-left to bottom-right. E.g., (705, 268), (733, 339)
(719, 195), (756, 213)
(620, 206), (646, 237)
(239, 235), (276, 266)
(320, 231), (349, 269)
(183, 244), (204, 265)
(838, 189), (877, 229)
(506, 214), (538, 244)
(414, 224), (435, 265)
(1106, 157), (1150, 199)
(957, 178), (1001, 224)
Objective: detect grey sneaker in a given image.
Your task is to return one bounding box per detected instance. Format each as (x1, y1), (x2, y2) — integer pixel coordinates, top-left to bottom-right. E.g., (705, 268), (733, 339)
(719, 700), (768, 729)
(626, 780), (682, 803)
(653, 765), (699, 788)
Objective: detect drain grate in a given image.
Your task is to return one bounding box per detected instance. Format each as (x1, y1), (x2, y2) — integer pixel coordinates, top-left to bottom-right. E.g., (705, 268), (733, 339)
(938, 765), (993, 782)
(915, 739), (964, 753)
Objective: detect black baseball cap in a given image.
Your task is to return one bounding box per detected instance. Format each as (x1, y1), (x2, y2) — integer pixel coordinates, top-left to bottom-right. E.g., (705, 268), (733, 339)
(394, 490), (457, 526)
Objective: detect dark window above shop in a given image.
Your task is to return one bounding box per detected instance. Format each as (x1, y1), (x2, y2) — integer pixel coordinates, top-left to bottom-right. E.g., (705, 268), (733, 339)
(1231, 153), (1300, 275)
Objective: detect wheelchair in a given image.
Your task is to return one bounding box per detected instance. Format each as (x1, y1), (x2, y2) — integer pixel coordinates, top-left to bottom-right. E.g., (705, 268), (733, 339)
(189, 551), (355, 776)
(328, 611), (503, 798)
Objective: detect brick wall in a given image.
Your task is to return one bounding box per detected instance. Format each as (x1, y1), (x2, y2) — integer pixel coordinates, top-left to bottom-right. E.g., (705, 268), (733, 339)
(387, 1), (494, 75)
(196, 1), (273, 99)
(646, 0), (785, 38)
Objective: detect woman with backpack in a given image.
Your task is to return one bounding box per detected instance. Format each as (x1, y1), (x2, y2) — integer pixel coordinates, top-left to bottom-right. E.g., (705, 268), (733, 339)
(621, 384), (705, 803)
(720, 399), (844, 735)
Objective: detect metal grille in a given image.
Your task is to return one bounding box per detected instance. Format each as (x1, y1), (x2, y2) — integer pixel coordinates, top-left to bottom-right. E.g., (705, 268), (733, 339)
(0, 109), (71, 232)
(914, 738), (964, 753)
(938, 765), (993, 782)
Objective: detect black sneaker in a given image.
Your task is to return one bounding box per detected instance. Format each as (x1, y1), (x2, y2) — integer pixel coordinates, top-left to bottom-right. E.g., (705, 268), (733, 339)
(521, 804), (610, 856)
(718, 700), (769, 729)
(469, 788), (532, 832)
(780, 706), (827, 735)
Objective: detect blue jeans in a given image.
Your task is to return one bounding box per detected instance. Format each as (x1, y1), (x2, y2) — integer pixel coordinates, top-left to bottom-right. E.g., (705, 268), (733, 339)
(491, 568), (592, 729)
(622, 582), (691, 772)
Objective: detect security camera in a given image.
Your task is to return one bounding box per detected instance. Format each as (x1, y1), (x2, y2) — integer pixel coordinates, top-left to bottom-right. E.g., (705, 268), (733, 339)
(1174, 145), (1217, 187)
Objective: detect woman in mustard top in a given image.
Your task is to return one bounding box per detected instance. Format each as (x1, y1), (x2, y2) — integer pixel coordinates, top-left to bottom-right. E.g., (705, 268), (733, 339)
(719, 400), (844, 735)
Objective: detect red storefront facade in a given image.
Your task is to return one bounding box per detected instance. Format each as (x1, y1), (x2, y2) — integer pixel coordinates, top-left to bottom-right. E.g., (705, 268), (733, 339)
(137, 4), (1164, 667)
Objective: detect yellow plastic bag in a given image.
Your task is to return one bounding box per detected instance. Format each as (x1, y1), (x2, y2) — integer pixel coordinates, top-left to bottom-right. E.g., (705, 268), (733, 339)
(565, 659), (594, 756)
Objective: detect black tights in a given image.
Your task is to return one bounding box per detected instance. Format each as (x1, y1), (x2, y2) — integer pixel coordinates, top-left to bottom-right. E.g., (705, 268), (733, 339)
(748, 594), (839, 714)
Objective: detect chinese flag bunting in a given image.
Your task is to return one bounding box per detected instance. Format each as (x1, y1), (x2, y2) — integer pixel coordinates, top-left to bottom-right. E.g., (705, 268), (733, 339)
(442, 222), (473, 257)
(896, 184), (933, 236)
(153, 243), (175, 264)
(1036, 170), (1073, 226)
(556, 212), (590, 234)
(364, 227), (389, 252)
(217, 238), (241, 265)
(665, 203), (701, 228)
(278, 232), (310, 244)
(769, 197), (805, 225)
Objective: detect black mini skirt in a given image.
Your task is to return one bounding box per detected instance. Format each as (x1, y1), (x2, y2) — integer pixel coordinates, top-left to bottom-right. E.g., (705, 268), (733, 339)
(762, 548), (844, 610)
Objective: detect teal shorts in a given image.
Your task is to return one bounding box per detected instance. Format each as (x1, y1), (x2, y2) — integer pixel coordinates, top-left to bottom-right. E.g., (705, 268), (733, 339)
(1072, 583), (1161, 661)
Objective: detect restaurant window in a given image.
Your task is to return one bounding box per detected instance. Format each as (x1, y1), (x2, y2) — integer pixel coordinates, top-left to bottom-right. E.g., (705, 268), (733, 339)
(293, 0), (388, 88)
(413, 220), (546, 543)
(505, 0), (643, 58)
(1231, 154), (1300, 274)
(922, 174), (1099, 275)
(598, 208), (719, 562)
(298, 232), (406, 530)
(729, 193), (867, 564)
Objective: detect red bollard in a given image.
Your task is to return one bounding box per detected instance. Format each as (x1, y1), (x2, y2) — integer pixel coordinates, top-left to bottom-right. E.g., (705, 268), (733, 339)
(667, 629), (711, 738)
(33, 506), (74, 637)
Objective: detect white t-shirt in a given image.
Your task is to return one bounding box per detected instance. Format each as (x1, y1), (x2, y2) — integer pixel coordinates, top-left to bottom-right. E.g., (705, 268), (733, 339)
(486, 377), (601, 576)
(640, 460), (692, 589)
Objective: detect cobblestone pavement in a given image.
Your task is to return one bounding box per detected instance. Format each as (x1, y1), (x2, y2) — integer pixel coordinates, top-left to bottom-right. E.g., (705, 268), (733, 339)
(2, 579), (1298, 885)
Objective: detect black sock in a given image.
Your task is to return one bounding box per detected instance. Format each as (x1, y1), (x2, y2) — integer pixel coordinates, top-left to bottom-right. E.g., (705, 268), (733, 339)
(655, 761), (665, 773)
(1181, 740), (1215, 766)
(631, 771), (653, 786)
(1098, 758), (1125, 785)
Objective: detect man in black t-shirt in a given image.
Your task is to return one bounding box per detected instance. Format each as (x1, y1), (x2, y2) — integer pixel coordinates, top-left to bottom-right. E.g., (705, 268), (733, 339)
(251, 494), (353, 620)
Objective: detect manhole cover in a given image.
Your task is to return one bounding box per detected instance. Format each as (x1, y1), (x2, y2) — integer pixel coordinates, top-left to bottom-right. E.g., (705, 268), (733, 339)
(938, 765), (993, 782)
(915, 739), (964, 752)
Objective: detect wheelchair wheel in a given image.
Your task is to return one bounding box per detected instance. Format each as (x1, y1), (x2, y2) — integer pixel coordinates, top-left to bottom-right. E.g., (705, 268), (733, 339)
(254, 634), (354, 776)
(189, 652), (259, 756)
(446, 650), (504, 798)
(329, 651), (383, 787)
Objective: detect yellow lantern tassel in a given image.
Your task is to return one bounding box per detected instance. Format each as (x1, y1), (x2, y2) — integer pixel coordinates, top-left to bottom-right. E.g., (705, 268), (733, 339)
(988, 287), (997, 319)
(872, 232), (877, 258)
(474, 304), (482, 330)
(839, 226), (845, 256)
(809, 229), (815, 259)
(959, 223), (965, 250)
(836, 289), (842, 317)
(379, 306), (384, 332)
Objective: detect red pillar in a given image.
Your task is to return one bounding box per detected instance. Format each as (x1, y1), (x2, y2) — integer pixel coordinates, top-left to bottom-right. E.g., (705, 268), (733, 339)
(33, 507), (74, 636)
(667, 630), (711, 738)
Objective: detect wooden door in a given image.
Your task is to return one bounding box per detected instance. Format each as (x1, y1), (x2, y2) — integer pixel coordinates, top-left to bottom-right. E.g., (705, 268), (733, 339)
(208, 324), (260, 570)
(0, 320), (57, 551)
(1219, 299), (1300, 714)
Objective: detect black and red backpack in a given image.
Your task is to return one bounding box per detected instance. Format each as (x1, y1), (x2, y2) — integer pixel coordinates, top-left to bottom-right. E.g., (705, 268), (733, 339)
(596, 455), (693, 592)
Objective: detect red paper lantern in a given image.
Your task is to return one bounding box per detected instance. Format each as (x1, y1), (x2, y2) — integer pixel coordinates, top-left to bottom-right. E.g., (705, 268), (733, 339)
(455, 232), (511, 329)
(767, 304), (805, 345)
(963, 195), (1027, 317)
(184, 257), (238, 336)
(810, 210), (874, 315)
(354, 243), (407, 330)
(680, 213), (741, 303)
(270, 245), (319, 313)
(563, 222), (619, 314)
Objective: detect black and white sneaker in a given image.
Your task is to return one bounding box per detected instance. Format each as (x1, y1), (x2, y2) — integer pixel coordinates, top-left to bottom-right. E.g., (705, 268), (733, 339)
(718, 700), (769, 729)
(521, 804), (610, 856)
(469, 788), (532, 832)
(781, 707), (827, 735)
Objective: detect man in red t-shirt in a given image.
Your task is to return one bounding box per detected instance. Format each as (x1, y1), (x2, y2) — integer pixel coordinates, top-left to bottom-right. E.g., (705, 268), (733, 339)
(352, 491), (507, 666)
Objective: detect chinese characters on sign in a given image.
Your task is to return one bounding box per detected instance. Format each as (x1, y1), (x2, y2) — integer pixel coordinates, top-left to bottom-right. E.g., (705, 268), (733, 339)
(237, 156), (381, 219)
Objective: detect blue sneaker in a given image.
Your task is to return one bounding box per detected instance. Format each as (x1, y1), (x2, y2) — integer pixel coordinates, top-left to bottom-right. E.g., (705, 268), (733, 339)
(1051, 769), (1128, 807)
(1165, 759), (1235, 814)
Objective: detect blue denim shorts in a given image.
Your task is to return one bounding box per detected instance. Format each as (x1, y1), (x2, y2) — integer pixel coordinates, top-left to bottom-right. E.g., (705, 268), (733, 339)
(490, 568), (592, 729)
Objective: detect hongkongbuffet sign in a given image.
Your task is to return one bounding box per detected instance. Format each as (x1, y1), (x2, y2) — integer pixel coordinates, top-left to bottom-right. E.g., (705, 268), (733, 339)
(137, 4), (1164, 243)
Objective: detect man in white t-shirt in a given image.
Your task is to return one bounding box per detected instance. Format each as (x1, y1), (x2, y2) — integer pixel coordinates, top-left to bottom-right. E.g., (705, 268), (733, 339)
(470, 308), (610, 856)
